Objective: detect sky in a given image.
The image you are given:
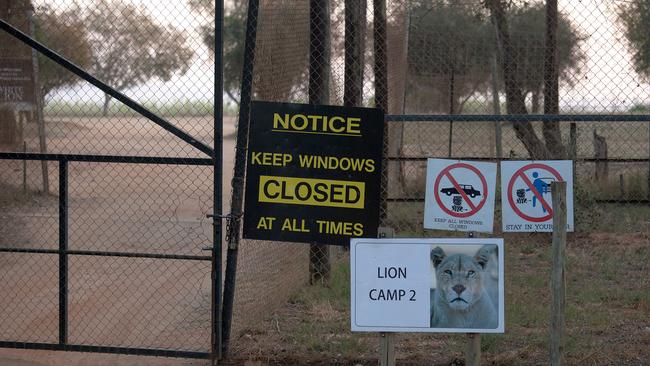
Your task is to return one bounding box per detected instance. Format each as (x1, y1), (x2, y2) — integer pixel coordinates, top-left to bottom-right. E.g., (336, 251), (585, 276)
(37, 0), (650, 113)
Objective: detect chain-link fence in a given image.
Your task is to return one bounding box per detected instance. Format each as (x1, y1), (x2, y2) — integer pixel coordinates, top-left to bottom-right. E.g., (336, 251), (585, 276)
(1, 0), (219, 359)
(2, 0), (650, 362)
(224, 0), (650, 354)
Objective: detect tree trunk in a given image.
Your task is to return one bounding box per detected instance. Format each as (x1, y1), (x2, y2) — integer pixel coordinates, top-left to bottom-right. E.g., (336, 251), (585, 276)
(531, 90), (541, 114)
(542, 0), (567, 159)
(374, 0), (389, 227)
(344, 0), (365, 107)
(102, 94), (112, 117)
(0, 105), (18, 147)
(486, 0), (549, 159)
(309, 0), (331, 283)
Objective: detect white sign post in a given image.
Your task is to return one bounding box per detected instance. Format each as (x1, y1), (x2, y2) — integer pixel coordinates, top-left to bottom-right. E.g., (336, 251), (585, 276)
(351, 238), (505, 334)
(424, 159), (497, 233)
(501, 160), (574, 232)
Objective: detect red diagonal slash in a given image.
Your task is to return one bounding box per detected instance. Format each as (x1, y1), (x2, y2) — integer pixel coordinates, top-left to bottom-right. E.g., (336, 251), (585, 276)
(445, 172), (478, 211)
(518, 172), (553, 215)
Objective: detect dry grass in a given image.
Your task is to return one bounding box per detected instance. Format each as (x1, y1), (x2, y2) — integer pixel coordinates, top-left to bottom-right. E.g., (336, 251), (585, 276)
(227, 232), (650, 365)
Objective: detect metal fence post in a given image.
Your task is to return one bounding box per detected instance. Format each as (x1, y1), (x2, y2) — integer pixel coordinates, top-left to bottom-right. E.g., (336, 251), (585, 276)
(221, 0), (260, 357)
(211, 0), (224, 362)
(58, 160), (68, 345)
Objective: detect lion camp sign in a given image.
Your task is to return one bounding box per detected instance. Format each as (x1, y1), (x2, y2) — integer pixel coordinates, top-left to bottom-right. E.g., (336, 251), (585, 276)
(350, 238), (505, 333)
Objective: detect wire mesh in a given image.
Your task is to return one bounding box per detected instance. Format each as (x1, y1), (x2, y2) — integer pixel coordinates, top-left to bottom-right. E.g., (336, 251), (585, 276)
(225, 0), (650, 353)
(0, 0), (217, 357)
(1, 0), (650, 360)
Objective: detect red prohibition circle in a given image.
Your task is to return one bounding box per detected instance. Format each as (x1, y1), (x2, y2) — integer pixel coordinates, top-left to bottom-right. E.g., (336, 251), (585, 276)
(507, 163), (563, 222)
(433, 163), (488, 218)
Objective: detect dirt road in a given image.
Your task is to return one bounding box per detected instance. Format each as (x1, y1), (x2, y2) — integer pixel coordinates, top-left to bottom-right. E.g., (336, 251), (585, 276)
(0, 116), (238, 365)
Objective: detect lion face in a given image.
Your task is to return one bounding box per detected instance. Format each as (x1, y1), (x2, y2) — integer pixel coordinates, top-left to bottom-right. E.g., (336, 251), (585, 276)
(431, 247), (489, 312)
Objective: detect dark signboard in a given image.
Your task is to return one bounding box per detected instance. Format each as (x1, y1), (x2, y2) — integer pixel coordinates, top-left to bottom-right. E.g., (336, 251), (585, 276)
(243, 101), (384, 245)
(0, 58), (35, 104)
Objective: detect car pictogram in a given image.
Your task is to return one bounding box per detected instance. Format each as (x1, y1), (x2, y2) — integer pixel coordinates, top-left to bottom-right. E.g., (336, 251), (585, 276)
(440, 184), (482, 198)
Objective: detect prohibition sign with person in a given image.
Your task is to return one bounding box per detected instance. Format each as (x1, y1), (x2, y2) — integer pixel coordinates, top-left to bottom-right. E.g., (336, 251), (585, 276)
(506, 163), (563, 222)
(433, 163), (488, 218)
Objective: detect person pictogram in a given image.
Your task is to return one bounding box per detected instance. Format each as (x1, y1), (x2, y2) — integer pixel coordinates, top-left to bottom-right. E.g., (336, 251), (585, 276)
(526, 172), (551, 212)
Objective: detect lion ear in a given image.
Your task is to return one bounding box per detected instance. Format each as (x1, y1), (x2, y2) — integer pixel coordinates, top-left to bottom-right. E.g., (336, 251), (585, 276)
(474, 245), (495, 269)
(431, 247), (446, 267)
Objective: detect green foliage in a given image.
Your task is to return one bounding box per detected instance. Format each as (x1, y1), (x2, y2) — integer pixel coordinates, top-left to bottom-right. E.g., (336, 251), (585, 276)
(188, 0), (245, 104)
(508, 3), (585, 112)
(629, 103), (650, 113)
(85, 0), (194, 114)
(34, 5), (94, 101)
(404, 1), (584, 114)
(407, 1), (493, 113)
(619, 0), (650, 80)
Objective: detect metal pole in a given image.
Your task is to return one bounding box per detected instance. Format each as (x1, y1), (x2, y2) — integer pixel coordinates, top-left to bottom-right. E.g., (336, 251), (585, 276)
(58, 160), (68, 344)
(22, 141), (27, 194)
(211, 0), (224, 362)
(26, 8), (49, 193)
(221, 0), (259, 357)
(550, 181), (567, 366)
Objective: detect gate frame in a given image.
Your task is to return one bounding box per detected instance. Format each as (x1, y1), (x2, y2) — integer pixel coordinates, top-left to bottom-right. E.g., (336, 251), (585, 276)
(0, 1), (224, 359)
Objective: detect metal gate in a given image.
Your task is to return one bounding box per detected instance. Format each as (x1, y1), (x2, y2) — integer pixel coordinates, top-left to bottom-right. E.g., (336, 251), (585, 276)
(0, 3), (222, 360)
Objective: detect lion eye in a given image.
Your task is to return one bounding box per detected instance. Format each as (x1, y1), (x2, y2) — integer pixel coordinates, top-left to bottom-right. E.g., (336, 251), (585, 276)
(467, 270), (476, 277)
(444, 270), (452, 275)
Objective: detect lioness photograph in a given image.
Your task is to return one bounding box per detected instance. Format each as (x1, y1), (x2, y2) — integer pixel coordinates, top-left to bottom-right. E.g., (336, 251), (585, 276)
(429, 244), (500, 330)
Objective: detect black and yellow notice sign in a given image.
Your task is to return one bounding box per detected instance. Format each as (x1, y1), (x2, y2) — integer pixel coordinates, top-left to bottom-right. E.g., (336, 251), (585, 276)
(243, 101), (384, 245)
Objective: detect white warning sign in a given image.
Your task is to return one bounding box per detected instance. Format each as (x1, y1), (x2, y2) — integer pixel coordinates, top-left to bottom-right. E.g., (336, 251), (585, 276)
(424, 159), (497, 233)
(501, 160), (574, 232)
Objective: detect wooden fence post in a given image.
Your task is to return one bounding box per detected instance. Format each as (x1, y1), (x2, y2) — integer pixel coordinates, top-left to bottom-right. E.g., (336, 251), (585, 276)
(466, 333), (481, 366)
(377, 227), (396, 366)
(465, 231), (481, 366)
(379, 332), (396, 366)
(550, 181), (567, 366)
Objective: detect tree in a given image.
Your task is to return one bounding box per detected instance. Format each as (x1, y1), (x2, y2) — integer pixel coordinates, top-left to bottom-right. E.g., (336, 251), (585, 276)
(406, 1), (494, 113)
(485, 0), (584, 159)
(618, 0), (650, 81)
(85, 0), (194, 116)
(190, 0), (309, 104)
(509, 3), (583, 113)
(34, 5), (93, 102)
(189, 0), (246, 105)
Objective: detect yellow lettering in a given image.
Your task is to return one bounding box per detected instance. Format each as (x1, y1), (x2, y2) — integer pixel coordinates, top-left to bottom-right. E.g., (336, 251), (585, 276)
(329, 116), (345, 133)
(290, 114), (309, 130)
(273, 113), (290, 129)
(347, 117), (361, 134)
(256, 216), (275, 230)
(316, 220), (364, 236)
(258, 176), (365, 209)
(271, 113), (362, 136)
(250, 152), (292, 167)
(251, 152), (262, 165)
